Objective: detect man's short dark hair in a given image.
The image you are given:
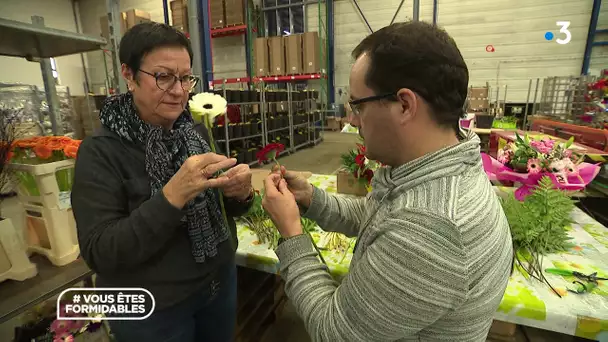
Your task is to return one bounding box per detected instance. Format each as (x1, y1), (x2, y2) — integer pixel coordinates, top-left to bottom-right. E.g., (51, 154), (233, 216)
(352, 21), (469, 131)
(119, 22), (193, 76)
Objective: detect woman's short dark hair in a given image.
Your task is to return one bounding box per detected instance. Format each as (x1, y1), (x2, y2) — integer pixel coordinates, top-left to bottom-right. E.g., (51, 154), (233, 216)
(119, 22), (193, 76)
(352, 21), (469, 130)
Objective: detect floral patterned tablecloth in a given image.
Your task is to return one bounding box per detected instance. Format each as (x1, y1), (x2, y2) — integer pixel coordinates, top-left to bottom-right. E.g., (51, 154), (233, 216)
(235, 175), (608, 340)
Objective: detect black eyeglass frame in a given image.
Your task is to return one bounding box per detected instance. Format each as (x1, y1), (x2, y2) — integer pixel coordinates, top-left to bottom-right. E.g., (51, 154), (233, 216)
(138, 69), (200, 92)
(348, 93), (397, 115)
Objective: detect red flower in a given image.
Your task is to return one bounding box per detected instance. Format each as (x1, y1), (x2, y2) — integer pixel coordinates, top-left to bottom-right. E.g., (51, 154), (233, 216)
(356, 143), (365, 154)
(363, 169), (374, 184)
(256, 143), (285, 164)
(355, 154), (366, 166)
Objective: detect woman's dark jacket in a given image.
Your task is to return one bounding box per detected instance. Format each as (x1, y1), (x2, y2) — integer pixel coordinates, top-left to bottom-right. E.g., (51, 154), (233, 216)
(71, 123), (251, 310)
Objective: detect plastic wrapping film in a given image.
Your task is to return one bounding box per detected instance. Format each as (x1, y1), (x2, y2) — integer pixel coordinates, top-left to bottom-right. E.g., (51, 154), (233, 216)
(0, 83), (75, 136)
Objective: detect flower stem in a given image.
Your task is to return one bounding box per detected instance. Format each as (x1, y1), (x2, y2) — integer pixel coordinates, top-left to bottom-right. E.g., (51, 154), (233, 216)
(204, 116), (229, 229)
(304, 228), (327, 265)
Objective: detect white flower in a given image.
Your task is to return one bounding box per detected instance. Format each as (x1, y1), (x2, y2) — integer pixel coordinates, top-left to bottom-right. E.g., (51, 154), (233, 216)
(188, 92), (227, 124)
(549, 159), (566, 173)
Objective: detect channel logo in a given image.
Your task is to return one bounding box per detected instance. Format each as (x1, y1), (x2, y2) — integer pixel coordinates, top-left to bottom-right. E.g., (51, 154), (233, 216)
(56, 288), (155, 320)
(545, 21), (572, 45)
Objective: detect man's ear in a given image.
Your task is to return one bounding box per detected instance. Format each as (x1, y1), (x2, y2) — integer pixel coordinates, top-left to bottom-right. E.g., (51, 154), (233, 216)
(396, 88), (417, 124)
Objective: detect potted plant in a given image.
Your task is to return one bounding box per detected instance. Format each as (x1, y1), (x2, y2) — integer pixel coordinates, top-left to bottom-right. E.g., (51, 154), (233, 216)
(0, 108), (38, 283)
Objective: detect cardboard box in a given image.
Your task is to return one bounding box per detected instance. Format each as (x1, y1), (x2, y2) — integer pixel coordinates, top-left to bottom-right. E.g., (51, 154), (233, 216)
(468, 99), (489, 110)
(302, 32), (320, 74)
(254, 38), (269, 77)
(170, 0), (189, 32)
(125, 9), (151, 29)
(269, 36), (285, 76)
(284, 34), (303, 74)
(210, 0), (225, 28)
(468, 87), (489, 99)
(224, 0), (244, 26)
(337, 170), (368, 197)
(326, 116), (341, 131)
(100, 14), (127, 41)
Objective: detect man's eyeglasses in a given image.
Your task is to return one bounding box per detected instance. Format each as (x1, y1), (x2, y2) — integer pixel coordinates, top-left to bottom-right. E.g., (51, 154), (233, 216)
(349, 93), (396, 116)
(138, 69), (200, 92)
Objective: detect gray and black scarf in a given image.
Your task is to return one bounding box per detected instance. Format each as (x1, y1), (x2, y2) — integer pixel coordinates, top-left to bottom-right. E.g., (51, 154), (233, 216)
(100, 92), (229, 263)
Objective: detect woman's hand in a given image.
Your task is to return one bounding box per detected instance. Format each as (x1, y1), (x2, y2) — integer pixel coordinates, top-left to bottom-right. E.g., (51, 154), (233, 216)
(220, 164), (253, 201)
(163, 153), (237, 209)
(262, 173), (302, 238)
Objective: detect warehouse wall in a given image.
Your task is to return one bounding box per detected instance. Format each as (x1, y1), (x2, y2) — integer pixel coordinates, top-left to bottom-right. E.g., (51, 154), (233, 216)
(0, 0), (88, 95)
(76, 0), (606, 102)
(307, 0), (608, 103)
(77, 0), (247, 92)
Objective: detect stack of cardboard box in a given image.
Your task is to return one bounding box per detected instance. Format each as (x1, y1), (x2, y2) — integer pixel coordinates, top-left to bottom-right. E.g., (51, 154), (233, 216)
(170, 0), (189, 33)
(210, 0), (225, 28)
(253, 32), (321, 77)
(467, 87), (490, 112)
(100, 9), (151, 41)
(224, 0), (244, 26)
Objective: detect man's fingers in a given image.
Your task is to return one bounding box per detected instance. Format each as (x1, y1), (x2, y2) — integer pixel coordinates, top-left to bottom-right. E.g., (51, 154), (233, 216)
(264, 174), (281, 196)
(278, 179), (291, 194)
(202, 158), (237, 178)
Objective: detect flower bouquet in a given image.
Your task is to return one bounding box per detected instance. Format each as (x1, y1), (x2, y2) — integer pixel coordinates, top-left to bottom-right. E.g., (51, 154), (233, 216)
(481, 133), (601, 200)
(8, 136), (82, 200)
(338, 142), (378, 196)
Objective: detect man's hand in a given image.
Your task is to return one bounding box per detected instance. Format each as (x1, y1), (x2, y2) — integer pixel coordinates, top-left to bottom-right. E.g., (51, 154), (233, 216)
(220, 164), (253, 201)
(262, 173), (302, 238)
(271, 165), (314, 208)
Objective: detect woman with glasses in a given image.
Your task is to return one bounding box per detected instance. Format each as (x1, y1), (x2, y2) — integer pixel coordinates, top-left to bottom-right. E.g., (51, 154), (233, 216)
(71, 22), (253, 342)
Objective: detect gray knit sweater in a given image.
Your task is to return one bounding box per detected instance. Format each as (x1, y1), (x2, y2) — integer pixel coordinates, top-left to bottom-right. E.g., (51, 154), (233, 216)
(275, 131), (513, 341)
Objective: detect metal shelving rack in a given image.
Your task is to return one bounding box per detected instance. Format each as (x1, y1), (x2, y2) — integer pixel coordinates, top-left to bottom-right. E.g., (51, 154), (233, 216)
(0, 16), (106, 135)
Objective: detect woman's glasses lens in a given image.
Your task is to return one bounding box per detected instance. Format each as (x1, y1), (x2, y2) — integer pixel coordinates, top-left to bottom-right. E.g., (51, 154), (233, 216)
(156, 74), (199, 91)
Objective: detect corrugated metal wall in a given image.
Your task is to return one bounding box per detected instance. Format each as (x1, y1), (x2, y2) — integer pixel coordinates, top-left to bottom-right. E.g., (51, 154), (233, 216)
(308, 0), (608, 103)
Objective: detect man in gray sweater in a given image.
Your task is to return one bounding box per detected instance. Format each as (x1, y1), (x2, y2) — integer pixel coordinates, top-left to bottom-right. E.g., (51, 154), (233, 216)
(262, 21), (513, 341)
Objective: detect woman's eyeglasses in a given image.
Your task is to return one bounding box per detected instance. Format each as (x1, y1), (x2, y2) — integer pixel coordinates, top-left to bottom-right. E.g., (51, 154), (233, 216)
(348, 93), (397, 116)
(138, 69), (200, 92)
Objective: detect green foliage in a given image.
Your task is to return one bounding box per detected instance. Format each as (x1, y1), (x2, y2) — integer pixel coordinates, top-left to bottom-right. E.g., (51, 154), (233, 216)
(511, 133), (538, 166)
(501, 176), (575, 285)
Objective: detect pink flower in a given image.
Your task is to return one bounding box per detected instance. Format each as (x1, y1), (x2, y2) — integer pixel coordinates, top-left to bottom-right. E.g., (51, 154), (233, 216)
(542, 139), (555, 149)
(50, 319), (70, 336)
(530, 140), (552, 154)
(497, 149), (510, 164)
(527, 159), (541, 174)
(564, 149), (572, 158)
(53, 332), (74, 342)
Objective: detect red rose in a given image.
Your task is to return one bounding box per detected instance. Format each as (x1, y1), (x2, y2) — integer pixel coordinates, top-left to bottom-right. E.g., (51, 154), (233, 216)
(355, 154), (366, 166)
(256, 143), (285, 164)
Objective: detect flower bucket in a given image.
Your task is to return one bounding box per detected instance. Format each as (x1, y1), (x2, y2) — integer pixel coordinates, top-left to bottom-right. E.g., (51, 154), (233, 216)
(475, 114), (494, 129)
(8, 159), (75, 209)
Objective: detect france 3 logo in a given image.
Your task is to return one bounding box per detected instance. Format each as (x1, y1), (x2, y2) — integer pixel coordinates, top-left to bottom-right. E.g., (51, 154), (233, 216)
(545, 21), (572, 45)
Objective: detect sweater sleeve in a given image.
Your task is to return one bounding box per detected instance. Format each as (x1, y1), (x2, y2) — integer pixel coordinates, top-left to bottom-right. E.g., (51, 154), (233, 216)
(275, 210), (467, 342)
(71, 138), (186, 274)
(301, 187), (366, 237)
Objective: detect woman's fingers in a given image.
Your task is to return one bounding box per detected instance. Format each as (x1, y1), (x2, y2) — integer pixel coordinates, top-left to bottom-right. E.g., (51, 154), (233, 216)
(205, 175), (231, 189)
(201, 158), (237, 178)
